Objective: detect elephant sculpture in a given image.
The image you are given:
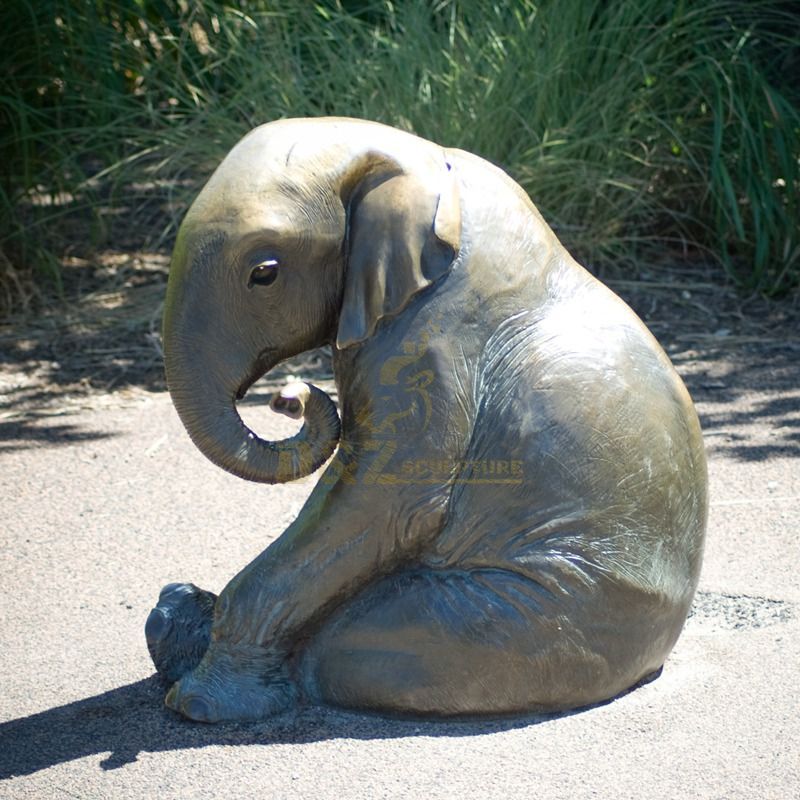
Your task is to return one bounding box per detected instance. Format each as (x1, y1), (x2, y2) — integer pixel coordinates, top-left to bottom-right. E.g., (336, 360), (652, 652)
(146, 117), (707, 723)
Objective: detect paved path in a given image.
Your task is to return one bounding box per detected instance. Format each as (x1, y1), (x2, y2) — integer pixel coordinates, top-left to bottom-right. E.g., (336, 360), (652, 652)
(1, 347), (798, 799)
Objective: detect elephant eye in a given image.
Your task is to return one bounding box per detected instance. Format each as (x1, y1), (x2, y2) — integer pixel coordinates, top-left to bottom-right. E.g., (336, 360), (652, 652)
(248, 259), (279, 288)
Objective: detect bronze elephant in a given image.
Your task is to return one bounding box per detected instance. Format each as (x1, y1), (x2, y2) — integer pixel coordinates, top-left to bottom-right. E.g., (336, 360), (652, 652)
(147, 117), (707, 722)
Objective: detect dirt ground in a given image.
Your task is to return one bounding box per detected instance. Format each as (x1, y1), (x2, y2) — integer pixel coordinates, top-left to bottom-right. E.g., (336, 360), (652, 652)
(1, 261), (799, 799)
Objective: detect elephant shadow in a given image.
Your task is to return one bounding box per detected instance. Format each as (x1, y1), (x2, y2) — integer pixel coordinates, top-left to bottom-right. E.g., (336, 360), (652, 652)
(0, 675), (608, 778)
(0, 677), (560, 778)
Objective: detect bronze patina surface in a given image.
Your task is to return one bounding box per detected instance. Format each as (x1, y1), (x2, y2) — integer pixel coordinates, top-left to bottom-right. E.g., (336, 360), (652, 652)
(147, 117), (707, 722)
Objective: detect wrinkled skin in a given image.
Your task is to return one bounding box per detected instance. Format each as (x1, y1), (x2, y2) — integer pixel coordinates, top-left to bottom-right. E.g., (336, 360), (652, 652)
(150, 117), (707, 722)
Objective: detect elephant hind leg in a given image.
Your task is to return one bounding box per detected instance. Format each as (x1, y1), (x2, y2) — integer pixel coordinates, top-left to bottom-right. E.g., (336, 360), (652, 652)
(303, 569), (670, 717)
(145, 582), (216, 684)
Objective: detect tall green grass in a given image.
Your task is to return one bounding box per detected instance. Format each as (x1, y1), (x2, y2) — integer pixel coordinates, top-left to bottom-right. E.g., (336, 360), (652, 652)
(2, 0), (798, 313)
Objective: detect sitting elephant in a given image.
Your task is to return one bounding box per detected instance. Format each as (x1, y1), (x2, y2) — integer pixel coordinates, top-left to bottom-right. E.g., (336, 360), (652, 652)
(147, 117), (707, 723)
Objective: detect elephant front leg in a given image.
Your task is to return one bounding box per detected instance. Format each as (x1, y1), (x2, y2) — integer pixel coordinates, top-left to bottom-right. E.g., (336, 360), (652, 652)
(153, 584), (298, 722)
(163, 450), (451, 722)
(164, 642), (296, 723)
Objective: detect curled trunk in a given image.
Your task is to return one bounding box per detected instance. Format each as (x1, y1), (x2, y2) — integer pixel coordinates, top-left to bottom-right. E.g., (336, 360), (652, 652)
(168, 369), (341, 484)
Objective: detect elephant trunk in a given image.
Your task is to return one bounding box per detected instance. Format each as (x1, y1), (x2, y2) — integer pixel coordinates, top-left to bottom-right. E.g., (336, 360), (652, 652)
(165, 345), (340, 485)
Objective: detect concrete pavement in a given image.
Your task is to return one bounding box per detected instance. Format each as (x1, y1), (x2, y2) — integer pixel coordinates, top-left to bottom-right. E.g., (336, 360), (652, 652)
(1, 348), (798, 799)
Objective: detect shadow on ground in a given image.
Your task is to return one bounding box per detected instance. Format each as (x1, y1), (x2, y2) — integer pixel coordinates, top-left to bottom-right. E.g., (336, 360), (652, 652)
(0, 417), (117, 454)
(0, 259), (169, 402)
(0, 677), (558, 778)
(673, 345), (800, 461)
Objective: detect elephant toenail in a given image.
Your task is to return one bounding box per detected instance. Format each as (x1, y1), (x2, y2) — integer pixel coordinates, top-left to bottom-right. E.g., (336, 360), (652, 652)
(183, 696), (214, 723)
(159, 582), (184, 600)
(145, 608), (172, 642)
(164, 683), (180, 710)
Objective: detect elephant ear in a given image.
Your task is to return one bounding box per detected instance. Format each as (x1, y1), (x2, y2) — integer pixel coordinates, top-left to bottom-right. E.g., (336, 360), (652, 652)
(335, 152), (461, 350)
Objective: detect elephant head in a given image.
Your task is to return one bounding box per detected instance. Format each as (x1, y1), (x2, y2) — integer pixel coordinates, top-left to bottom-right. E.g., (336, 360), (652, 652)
(163, 118), (461, 484)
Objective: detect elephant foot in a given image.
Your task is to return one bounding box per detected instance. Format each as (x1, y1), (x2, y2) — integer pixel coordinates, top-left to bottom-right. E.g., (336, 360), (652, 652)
(145, 582), (217, 684)
(164, 643), (296, 723)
